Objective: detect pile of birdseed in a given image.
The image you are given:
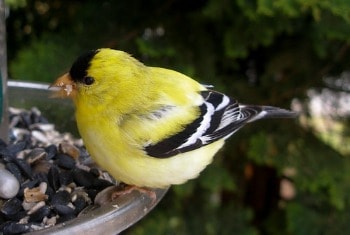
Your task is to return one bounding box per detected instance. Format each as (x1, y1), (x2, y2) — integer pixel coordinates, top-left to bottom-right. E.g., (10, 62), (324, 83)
(0, 107), (117, 234)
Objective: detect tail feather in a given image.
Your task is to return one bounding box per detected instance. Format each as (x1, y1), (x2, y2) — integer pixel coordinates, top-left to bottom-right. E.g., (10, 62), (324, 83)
(239, 105), (298, 123)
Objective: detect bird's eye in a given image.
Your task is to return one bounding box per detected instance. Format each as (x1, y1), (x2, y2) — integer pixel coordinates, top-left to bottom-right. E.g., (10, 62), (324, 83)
(83, 76), (95, 85)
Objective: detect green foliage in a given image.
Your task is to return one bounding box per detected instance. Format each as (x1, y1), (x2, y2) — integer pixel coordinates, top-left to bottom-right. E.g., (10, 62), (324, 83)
(6, 0), (350, 234)
(246, 127), (350, 234)
(128, 188), (258, 235)
(286, 201), (350, 235)
(248, 129), (350, 211)
(5, 0), (26, 8)
(290, 141), (350, 211)
(10, 36), (80, 82)
(199, 162), (236, 193)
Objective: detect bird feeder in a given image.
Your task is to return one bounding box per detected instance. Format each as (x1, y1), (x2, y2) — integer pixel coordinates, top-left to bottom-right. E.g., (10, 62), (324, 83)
(1, 1), (167, 233)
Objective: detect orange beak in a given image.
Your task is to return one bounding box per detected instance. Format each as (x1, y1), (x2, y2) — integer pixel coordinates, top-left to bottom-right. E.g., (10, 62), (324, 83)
(49, 73), (77, 98)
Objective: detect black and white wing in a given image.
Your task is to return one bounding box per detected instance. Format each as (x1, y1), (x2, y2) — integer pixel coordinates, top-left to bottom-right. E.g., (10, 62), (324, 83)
(145, 90), (296, 158)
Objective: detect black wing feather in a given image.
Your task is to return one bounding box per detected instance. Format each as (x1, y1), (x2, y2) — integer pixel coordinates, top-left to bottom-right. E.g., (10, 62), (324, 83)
(144, 104), (207, 158)
(144, 90), (295, 158)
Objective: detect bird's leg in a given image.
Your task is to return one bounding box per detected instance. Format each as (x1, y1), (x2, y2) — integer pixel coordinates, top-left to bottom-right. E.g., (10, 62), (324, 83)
(111, 185), (157, 205)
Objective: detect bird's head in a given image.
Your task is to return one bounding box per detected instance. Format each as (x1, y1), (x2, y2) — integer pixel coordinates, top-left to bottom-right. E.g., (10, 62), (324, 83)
(51, 48), (149, 108)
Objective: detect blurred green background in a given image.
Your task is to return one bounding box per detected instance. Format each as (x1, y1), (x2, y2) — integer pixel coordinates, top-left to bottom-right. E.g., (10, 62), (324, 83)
(5, 0), (350, 234)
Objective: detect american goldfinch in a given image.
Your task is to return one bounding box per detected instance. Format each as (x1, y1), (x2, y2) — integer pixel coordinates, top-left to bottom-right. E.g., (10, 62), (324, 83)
(51, 48), (296, 189)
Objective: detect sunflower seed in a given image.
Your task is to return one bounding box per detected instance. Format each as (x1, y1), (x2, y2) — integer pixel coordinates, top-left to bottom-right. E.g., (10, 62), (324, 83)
(0, 164), (20, 199)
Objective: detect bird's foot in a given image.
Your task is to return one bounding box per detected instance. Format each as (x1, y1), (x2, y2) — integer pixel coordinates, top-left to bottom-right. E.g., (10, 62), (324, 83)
(112, 185), (157, 205)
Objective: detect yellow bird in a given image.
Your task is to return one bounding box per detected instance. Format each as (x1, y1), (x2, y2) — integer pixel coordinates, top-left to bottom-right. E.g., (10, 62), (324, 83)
(51, 48), (296, 189)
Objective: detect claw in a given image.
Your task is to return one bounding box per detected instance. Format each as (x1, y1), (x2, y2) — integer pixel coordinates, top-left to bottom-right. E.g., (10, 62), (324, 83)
(112, 185), (157, 205)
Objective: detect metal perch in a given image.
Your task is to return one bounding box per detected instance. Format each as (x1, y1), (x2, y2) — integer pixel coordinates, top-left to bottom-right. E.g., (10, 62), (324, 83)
(0, 0), (8, 141)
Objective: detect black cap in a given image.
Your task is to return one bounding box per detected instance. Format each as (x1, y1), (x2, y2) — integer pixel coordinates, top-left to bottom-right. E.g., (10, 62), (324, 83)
(69, 49), (99, 82)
